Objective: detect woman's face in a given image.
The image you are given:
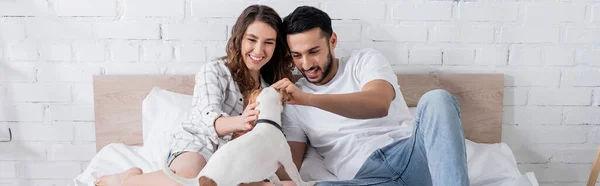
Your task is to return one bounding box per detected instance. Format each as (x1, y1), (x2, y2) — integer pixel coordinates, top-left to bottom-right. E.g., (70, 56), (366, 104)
(241, 20), (277, 73)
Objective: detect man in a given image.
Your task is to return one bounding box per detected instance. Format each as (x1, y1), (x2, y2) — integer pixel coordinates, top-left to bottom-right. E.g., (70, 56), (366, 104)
(271, 6), (469, 186)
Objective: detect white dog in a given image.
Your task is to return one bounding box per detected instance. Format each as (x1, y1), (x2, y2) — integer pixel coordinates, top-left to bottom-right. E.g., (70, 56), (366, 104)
(161, 87), (315, 186)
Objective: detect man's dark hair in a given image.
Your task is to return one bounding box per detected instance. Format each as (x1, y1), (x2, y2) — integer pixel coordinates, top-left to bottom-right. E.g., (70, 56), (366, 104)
(283, 6), (333, 39)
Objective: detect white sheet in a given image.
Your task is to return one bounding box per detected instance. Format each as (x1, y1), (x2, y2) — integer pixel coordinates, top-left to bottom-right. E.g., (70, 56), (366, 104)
(74, 88), (539, 186)
(73, 139), (538, 186)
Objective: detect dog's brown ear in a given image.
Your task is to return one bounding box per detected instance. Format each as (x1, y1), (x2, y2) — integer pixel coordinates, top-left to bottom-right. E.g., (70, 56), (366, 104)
(278, 88), (291, 103)
(249, 88), (263, 104)
(199, 176), (217, 186)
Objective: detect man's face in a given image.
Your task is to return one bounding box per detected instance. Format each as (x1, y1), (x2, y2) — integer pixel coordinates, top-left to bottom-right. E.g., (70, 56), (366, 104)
(287, 28), (336, 85)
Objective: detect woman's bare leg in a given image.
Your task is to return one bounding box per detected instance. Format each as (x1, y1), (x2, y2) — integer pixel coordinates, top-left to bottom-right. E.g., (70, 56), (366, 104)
(95, 152), (207, 186)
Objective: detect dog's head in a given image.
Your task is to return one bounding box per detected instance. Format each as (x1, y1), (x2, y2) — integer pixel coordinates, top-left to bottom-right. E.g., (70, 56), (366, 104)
(248, 87), (291, 105)
(232, 87), (290, 139)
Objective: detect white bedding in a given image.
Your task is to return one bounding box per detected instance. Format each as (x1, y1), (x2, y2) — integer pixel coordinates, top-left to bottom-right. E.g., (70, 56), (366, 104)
(74, 87), (539, 186)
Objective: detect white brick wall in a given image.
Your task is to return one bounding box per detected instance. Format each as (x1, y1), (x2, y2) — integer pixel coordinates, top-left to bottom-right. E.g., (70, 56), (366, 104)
(163, 24), (227, 41)
(123, 0), (185, 18)
(0, 1), (599, 184)
(391, 2), (453, 21)
(54, 0), (117, 17)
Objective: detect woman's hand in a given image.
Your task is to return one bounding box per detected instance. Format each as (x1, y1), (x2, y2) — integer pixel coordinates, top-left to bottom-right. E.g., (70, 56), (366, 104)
(238, 101), (260, 131)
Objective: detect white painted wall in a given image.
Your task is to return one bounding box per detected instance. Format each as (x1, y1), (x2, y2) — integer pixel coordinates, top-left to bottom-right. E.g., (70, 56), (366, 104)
(0, 0), (599, 185)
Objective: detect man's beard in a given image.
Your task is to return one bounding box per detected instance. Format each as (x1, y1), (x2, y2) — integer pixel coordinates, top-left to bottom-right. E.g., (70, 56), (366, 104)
(304, 49), (333, 84)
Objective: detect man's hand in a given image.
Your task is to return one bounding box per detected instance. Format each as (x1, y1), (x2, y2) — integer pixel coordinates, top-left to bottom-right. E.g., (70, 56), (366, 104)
(272, 78), (312, 106)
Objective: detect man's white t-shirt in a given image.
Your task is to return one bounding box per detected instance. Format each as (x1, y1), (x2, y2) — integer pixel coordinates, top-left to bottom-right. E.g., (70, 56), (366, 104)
(282, 48), (414, 180)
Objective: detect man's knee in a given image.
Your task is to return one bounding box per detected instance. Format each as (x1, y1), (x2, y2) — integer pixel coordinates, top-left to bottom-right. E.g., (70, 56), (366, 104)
(418, 89), (457, 106)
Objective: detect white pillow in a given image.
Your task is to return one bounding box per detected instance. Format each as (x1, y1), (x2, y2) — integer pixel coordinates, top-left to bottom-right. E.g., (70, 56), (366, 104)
(140, 87), (193, 166)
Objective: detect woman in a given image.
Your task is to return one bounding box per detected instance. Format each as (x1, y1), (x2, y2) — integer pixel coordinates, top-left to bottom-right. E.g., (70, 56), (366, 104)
(95, 4), (294, 186)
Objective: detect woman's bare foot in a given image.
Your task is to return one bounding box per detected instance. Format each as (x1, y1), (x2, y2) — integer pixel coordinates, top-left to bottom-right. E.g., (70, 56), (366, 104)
(94, 168), (143, 186)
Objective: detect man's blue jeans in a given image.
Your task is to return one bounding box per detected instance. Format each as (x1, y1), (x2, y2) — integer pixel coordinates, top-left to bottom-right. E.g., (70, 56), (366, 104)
(316, 89), (469, 186)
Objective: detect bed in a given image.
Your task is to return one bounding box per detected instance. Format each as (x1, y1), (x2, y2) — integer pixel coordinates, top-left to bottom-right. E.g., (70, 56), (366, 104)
(73, 74), (539, 186)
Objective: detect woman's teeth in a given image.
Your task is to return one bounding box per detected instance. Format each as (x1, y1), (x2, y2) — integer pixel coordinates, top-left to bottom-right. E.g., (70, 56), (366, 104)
(250, 55), (263, 61)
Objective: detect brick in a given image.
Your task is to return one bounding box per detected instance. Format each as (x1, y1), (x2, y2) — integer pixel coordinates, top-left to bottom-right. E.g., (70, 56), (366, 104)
(37, 64), (102, 83)
(0, 142), (46, 160)
(95, 23), (160, 40)
(0, 0), (49, 16)
(9, 40), (38, 61)
(0, 162), (16, 178)
(503, 106), (562, 125)
(7, 83), (71, 103)
(11, 123), (73, 141)
(529, 87), (592, 106)
(502, 68), (560, 87)
(332, 23), (361, 42)
(544, 47), (574, 66)
(508, 46), (542, 66)
(49, 143), (96, 161)
(55, 0), (117, 17)
(40, 43), (72, 62)
(564, 107), (600, 125)
(324, 2), (385, 20)
(73, 122), (95, 142)
(431, 27), (458, 43)
(576, 48), (600, 66)
(503, 87), (528, 105)
(443, 48), (475, 65)
(22, 162), (81, 179)
(0, 64), (36, 82)
(26, 21), (93, 39)
(366, 26), (427, 42)
(563, 69), (600, 86)
(476, 47), (508, 66)
(519, 163), (591, 182)
(141, 43), (173, 63)
(205, 42), (227, 61)
(191, 1), (251, 18)
(462, 27), (495, 43)
(104, 65), (164, 75)
(123, 0), (184, 18)
(74, 41), (106, 62)
(566, 28), (600, 43)
(73, 83), (94, 104)
(163, 24), (227, 41)
(260, 1), (319, 18)
(512, 144), (598, 165)
(594, 88), (600, 106)
(500, 27), (559, 43)
(110, 42), (139, 62)
(391, 2), (453, 21)
(502, 125), (588, 144)
(409, 48), (442, 64)
(176, 44), (207, 63)
(0, 20), (26, 39)
(0, 104), (44, 122)
(459, 3), (519, 22)
(526, 3), (585, 23)
(47, 105), (94, 121)
(363, 43), (408, 65)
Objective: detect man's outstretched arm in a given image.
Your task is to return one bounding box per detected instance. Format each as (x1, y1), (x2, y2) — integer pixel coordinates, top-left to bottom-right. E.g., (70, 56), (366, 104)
(273, 79), (395, 120)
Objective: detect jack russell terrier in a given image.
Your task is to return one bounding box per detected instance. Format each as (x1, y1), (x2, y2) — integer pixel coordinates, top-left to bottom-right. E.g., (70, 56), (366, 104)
(161, 86), (315, 186)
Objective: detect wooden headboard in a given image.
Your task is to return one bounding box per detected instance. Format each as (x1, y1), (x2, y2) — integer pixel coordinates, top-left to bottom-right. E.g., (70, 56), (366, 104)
(93, 74), (504, 152)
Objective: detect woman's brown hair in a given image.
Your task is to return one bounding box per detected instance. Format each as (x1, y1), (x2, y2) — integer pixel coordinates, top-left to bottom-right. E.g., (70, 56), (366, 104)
(220, 5), (294, 101)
